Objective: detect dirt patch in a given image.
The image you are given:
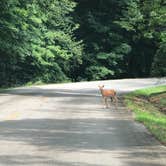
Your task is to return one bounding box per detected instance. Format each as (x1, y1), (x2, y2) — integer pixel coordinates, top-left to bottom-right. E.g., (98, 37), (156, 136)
(149, 93), (166, 113)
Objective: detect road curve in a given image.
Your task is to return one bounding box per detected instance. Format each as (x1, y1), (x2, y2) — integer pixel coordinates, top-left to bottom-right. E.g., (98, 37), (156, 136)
(0, 78), (165, 166)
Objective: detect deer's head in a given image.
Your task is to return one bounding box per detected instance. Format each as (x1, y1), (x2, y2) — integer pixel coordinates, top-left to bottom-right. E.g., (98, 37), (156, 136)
(98, 85), (104, 90)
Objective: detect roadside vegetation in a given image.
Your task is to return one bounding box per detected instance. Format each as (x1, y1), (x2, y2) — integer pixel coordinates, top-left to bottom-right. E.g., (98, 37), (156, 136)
(0, 1), (166, 88)
(124, 85), (166, 144)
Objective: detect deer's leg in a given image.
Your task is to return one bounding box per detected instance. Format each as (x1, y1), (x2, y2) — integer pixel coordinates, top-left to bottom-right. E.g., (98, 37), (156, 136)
(104, 97), (109, 108)
(109, 97), (113, 108)
(110, 97), (113, 102)
(102, 97), (105, 108)
(114, 95), (118, 109)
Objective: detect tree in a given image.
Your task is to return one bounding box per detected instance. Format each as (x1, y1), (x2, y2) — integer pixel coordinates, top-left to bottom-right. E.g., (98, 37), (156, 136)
(151, 43), (166, 76)
(115, 0), (166, 77)
(74, 0), (132, 80)
(0, 0), (82, 87)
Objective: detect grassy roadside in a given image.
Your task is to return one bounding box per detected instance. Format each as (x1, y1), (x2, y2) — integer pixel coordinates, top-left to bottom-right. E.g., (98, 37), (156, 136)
(124, 85), (166, 145)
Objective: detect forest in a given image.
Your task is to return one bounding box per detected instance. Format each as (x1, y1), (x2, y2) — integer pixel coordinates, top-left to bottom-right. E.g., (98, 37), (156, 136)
(0, 0), (165, 87)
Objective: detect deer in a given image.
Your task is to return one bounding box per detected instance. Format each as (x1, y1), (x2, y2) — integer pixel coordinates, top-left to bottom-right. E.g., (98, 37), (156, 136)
(98, 85), (118, 109)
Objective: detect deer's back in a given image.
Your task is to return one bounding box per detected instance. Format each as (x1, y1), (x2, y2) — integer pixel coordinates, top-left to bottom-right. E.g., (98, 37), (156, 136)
(102, 89), (116, 97)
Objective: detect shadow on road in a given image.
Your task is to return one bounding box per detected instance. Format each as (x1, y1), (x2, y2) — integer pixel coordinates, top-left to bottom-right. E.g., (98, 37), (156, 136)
(0, 117), (165, 165)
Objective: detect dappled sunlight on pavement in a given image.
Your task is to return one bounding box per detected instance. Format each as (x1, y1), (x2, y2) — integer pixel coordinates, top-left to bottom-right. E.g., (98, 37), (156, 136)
(0, 79), (165, 165)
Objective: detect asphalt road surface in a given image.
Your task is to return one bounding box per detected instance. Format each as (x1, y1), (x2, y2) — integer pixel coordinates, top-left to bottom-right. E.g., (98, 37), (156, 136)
(0, 78), (166, 166)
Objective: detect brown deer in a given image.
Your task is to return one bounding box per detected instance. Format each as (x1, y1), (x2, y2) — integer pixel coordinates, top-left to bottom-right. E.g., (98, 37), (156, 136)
(98, 85), (118, 108)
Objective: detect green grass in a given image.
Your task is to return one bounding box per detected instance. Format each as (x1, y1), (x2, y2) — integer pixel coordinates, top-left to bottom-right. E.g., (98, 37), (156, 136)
(127, 85), (166, 97)
(125, 85), (166, 144)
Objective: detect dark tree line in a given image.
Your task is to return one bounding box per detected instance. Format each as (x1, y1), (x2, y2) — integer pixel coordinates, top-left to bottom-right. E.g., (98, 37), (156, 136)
(74, 0), (166, 80)
(0, 0), (165, 87)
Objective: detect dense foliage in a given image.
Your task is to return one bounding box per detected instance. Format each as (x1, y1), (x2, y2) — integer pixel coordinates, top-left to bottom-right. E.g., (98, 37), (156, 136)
(74, 0), (166, 79)
(0, 0), (165, 87)
(0, 0), (82, 87)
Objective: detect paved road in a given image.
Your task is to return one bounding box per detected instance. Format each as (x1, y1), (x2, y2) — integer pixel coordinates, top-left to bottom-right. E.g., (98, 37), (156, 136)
(0, 78), (165, 166)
